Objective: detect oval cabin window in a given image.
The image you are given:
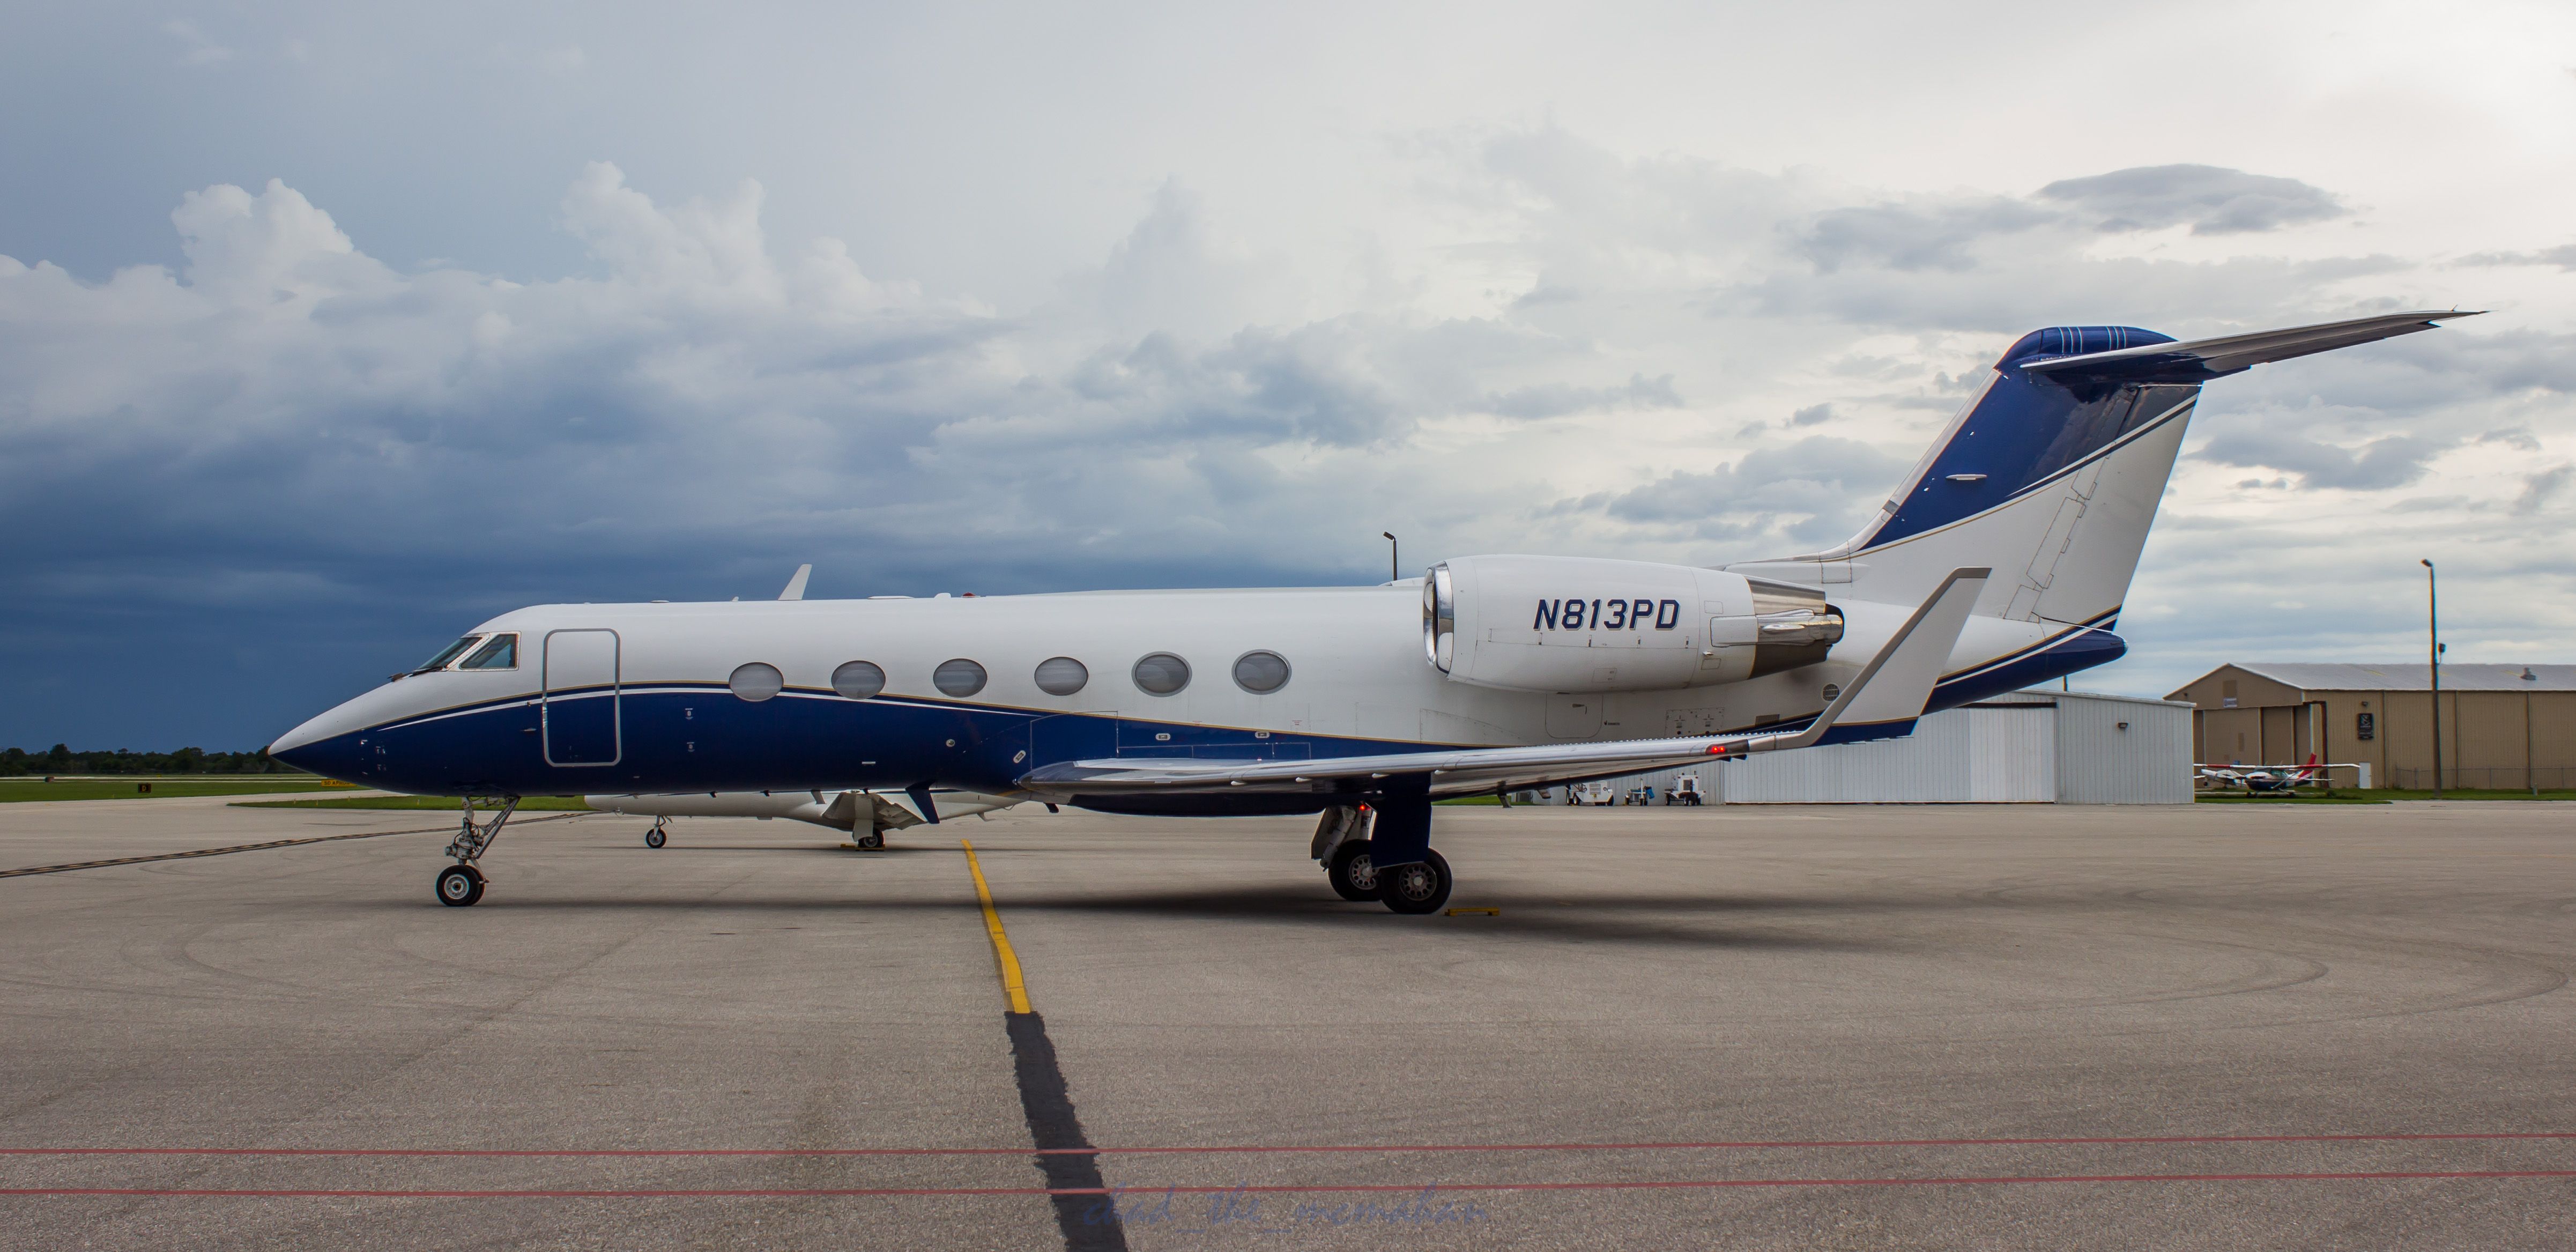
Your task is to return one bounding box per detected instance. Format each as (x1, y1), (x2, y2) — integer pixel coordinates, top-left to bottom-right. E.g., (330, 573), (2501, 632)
(1232, 650), (1290, 694)
(1034, 657), (1089, 696)
(831, 660), (885, 700)
(934, 658), (988, 698)
(729, 662), (785, 702)
(1131, 653), (1191, 696)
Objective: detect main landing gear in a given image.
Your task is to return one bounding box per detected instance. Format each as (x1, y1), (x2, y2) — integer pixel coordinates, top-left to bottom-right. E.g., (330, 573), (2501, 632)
(1312, 804), (1456, 915)
(1376, 849), (1454, 915)
(1327, 839), (1379, 901)
(436, 796), (519, 908)
(644, 817), (669, 849)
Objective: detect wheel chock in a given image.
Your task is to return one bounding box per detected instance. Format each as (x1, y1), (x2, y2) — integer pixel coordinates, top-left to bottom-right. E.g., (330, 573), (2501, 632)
(1444, 907), (1500, 916)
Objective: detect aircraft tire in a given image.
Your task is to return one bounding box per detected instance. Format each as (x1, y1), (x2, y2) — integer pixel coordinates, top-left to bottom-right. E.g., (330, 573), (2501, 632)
(1376, 849), (1452, 915)
(644, 828), (666, 849)
(856, 831), (885, 850)
(1326, 840), (1378, 901)
(436, 864), (484, 908)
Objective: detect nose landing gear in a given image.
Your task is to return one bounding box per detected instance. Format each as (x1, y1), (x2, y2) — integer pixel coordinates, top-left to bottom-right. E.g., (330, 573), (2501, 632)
(436, 796), (519, 907)
(644, 817), (669, 849)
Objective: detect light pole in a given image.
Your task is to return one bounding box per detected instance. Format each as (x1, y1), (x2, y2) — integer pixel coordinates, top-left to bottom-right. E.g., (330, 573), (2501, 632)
(1383, 532), (1399, 583)
(2423, 559), (2441, 798)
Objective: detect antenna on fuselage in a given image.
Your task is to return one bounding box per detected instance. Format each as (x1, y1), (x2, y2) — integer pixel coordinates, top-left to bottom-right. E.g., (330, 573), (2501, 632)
(1382, 532), (1398, 583)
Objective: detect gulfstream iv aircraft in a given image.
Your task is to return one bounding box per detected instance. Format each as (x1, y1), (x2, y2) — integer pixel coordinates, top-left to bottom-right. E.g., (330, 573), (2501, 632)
(271, 310), (2474, 912)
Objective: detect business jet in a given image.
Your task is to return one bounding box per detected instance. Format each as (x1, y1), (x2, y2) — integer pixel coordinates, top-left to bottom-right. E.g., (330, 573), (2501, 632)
(270, 310), (2475, 912)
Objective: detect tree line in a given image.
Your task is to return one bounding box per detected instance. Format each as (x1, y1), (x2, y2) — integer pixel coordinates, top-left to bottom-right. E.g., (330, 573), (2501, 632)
(1, 746), (308, 776)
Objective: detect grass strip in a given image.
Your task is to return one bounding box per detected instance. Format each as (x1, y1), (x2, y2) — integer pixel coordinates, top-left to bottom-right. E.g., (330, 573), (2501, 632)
(233, 795), (595, 811)
(0, 778), (343, 803)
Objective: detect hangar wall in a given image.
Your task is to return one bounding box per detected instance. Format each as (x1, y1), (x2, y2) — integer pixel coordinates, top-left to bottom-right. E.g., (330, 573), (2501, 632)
(2168, 663), (2576, 790)
(1607, 688), (2192, 805)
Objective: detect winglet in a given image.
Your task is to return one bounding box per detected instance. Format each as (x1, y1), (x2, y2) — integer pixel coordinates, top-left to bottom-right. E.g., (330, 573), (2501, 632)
(1753, 567), (1990, 752)
(779, 564), (813, 601)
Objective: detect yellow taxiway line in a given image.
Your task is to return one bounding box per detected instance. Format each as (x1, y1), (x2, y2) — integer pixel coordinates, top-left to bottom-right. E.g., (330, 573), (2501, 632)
(959, 839), (1032, 1014)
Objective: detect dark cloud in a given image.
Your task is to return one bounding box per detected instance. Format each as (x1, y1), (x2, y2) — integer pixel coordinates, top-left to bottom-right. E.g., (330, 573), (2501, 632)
(2513, 466), (2572, 515)
(1791, 198), (2057, 274)
(2036, 165), (2347, 235)
(1592, 436), (1909, 546)
(2456, 244), (2576, 271)
(2193, 431), (2452, 490)
(0, 129), (2553, 746)
(1482, 373), (1681, 419)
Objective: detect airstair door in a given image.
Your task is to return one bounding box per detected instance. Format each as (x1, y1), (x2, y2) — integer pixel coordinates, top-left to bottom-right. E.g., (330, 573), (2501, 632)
(542, 629), (622, 766)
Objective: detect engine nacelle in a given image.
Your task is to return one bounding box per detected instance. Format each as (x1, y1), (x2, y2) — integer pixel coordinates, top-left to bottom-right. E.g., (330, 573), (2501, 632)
(1424, 554), (1843, 693)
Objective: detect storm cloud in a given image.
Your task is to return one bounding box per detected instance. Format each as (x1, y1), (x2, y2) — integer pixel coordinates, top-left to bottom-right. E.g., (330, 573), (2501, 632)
(2037, 165), (2348, 235)
(0, 2), (2563, 745)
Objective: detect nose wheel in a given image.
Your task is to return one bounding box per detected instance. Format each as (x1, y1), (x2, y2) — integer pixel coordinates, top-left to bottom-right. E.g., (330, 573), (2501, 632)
(644, 818), (668, 849)
(435, 864), (485, 907)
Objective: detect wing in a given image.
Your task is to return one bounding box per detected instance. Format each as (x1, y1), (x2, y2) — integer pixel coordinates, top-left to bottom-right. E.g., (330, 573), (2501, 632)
(2018, 310), (2478, 384)
(1015, 567), (1990, 802)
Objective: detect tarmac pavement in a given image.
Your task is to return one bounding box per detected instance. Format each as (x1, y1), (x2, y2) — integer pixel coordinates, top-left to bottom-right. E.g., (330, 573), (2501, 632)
(4, 798), (2574, 1249)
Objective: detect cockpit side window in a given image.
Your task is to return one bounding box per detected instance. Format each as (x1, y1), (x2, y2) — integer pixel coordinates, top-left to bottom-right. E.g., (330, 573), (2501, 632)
(459, 634), (518, 670)
(413, 635), (483, 674)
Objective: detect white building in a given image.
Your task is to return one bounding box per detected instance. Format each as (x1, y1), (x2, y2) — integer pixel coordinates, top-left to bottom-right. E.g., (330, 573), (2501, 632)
(1591, 688), (2192, 805)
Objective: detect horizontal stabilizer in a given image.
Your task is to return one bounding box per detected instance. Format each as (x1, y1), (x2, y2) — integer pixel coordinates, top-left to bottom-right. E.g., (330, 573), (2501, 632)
(2018, 310), (2478, 384)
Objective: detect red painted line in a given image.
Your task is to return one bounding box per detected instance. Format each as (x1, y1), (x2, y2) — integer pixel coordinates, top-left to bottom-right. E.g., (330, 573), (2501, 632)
(6, 1169), (2576, 1199)
(6, 1131), (2573, 1159)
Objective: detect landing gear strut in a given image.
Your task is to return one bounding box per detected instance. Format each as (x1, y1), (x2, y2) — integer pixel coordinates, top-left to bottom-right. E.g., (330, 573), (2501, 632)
(436, 796), (519, 907)
(644, 817), (668, 849)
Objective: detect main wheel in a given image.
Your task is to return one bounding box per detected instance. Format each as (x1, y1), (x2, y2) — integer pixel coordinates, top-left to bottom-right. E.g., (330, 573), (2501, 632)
(435, 864), (485, 908)
(855, 831), (885, 850)
(1376, 849), (1452, 915)
(1326, 839), (1378, 901)
(644, 827), (667, 849)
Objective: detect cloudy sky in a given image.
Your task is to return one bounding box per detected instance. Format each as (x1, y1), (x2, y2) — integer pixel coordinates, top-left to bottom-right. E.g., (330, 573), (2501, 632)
(4, 1), (2573, 750)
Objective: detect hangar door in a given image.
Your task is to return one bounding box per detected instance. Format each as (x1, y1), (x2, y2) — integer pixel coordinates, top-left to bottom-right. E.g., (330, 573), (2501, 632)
(1966, 703), (2055, 802)
(543, 629), (622, 766)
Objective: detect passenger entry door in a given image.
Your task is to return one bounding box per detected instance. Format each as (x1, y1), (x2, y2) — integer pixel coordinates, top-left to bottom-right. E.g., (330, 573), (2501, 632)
(542, 629), (621, 766)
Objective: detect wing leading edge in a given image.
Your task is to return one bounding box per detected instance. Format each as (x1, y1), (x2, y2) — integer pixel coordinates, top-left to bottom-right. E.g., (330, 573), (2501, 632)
(1015, 568), (1991, 802)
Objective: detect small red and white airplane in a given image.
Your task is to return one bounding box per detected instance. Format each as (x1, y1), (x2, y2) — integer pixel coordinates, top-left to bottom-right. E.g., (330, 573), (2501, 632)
(2198, 755), (2326, 794)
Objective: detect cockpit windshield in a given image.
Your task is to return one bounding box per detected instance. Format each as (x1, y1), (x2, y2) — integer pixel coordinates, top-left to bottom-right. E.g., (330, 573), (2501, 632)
(412, 635), (483, 675)
(459, 634), (518, 670)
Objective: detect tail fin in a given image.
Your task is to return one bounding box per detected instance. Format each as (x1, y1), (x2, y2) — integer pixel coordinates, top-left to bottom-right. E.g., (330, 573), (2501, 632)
(1730, 312), (2477, 635)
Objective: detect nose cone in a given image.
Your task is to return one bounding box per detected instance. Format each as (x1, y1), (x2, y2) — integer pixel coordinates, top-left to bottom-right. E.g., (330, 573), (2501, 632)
(269, 710), (332, 759)
(269, 714), (357, 782)
(270, 687), (392, 782)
